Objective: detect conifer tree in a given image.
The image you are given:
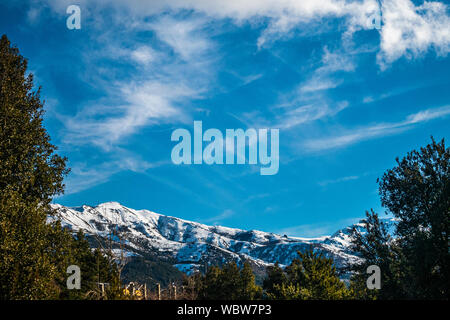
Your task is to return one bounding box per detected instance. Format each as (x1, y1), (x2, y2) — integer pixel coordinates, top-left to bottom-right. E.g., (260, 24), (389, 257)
(0, 35), (120, 299)
(378, 137), (449, 299)
(239, 262), (263, 299)
(350, 137), (449, 299)
(349, 210), (404, 299)
(194, 261), (262, 300)
(265, 283), (302, 300)
(264, 248), (351, 300)
(263, 263), (288, 297)
(292, 249), (350, 300)
(0, 34), (69, 299)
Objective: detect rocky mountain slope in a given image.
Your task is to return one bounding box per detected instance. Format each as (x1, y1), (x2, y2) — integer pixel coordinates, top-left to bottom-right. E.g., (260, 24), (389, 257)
(48, 202), (396, 278)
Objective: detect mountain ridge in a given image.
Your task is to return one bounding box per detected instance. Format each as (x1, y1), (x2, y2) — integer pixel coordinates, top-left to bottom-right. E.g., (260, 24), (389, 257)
(48, 202), (397, 278)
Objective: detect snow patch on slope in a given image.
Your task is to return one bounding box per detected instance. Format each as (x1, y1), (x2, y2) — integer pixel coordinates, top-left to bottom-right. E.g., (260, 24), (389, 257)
(49, 202), (396, 275)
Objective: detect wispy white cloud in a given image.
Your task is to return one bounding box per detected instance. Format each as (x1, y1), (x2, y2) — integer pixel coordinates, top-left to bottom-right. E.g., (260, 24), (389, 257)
(130, 46), (157, 65)
(149, 15), (212, 61)
(58, 14), (216, 150)
(361, 83), (434, 105)
(49, 13), (218, 193)
(405, 105), (450, 124)
(239, 47), (353, 130)
(231, 99), (349, 132)
(300, 79), (343, 94)
(299, 46), (356, 93)
(238, 73), (264, 86)
(40, 0), (450, 66)
(63, 80), (195, 149)
(26, 6), (43, 24)
(202, 209), (235, 224)
(303, 105), (450, 152)
(318, 175), (359, 187)
(62, 155), (164, 195)
(279, 101), (349, 129)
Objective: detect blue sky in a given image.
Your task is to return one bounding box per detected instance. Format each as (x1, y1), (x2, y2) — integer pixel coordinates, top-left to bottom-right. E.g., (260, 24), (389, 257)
(1, 0), (449, 237)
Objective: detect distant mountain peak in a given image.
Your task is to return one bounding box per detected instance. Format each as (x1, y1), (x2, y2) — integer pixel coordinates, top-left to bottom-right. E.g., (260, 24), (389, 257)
(48, 202), (397, 277)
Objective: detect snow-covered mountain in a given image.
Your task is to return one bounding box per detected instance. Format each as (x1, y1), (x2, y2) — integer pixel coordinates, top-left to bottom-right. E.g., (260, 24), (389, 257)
(48, 202), (396, 277)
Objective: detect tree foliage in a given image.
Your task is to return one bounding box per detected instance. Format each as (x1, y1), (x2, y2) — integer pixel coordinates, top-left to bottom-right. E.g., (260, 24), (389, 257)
(0, 34), (119, 300)
(349, 210), (404, 299)
(264, 248), (351, 300)
(185, 261), (262, 300)
(351, 137), (449, 299)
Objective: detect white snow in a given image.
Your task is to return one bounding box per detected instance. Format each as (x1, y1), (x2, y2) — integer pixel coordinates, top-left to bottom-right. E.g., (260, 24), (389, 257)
(49, 202), (397, 275)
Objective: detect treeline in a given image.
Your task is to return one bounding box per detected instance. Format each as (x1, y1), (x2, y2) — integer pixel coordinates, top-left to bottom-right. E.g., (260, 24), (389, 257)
(181, 249), (351, 300)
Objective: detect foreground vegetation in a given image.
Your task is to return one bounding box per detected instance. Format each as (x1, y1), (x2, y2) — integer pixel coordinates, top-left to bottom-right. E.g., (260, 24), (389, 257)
(0, 34), (121, 299)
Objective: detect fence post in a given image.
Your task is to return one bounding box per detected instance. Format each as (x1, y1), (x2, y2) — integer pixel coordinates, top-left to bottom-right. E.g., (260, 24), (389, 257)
(144, 283), (147, 300)
(157, 283), (161, 300)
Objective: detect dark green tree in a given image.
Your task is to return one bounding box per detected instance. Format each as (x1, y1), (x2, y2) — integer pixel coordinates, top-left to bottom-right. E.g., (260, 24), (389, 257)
(48, 227), (121, 300)
(263, 262), (288, 298)
(192, 261), (262, 300)
(265, 248), (351, 300)
(239, 262), (263, 300)
(292, 249), (350, 300)
(349, 210), (405, 299)
(0, 34), (69, 299)
(0, 34), (120, 299)
(350, 137), (449, 300)
(378, 137), (449, 299)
